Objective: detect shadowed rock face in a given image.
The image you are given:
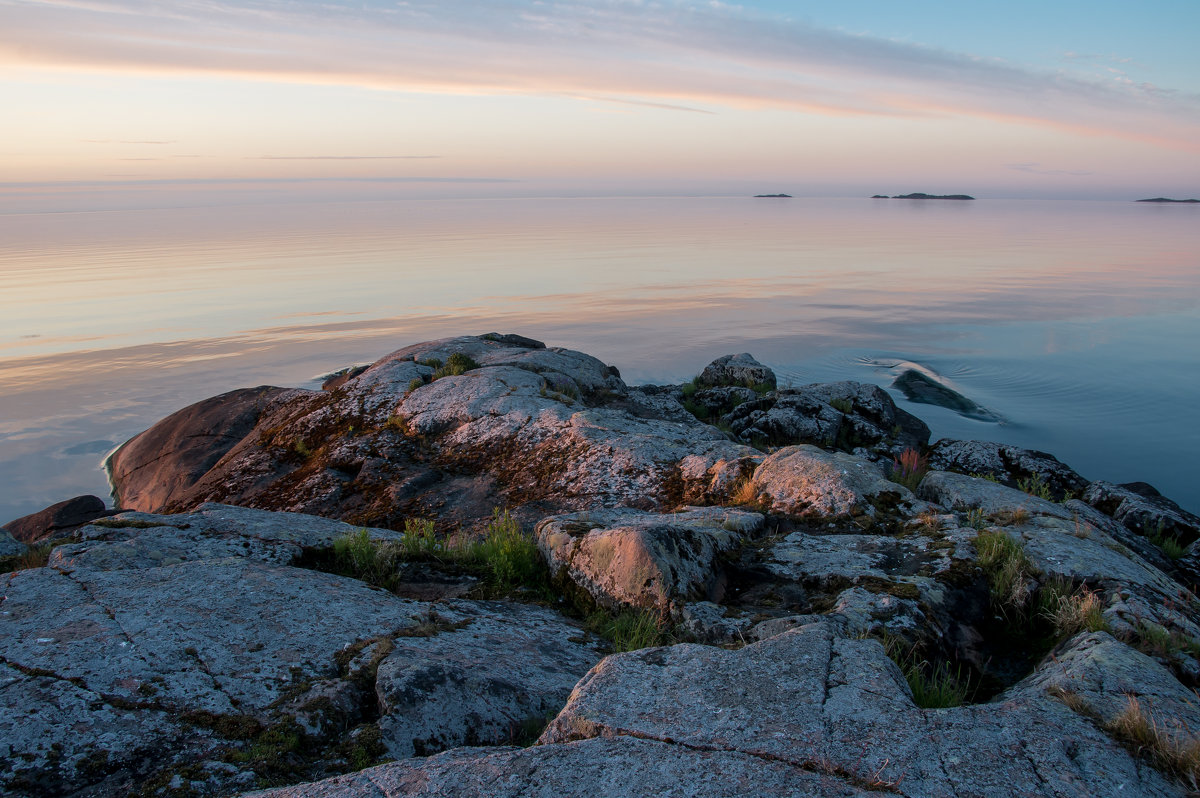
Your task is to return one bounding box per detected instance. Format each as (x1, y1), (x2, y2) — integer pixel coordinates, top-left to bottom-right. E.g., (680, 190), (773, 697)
(892, 369), (1001, 422)
(109, 386), (298, 512)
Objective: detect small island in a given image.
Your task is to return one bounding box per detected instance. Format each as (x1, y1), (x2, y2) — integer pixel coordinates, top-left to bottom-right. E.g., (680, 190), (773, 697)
(886, 192), (975, 200)
(1136, 197), (1199, 203)
(753, 193), (792, 198)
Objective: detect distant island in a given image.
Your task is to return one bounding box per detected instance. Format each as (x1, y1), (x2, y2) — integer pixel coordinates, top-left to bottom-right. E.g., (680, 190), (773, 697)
(876, 192), (975, 200)
(1136, 197), (1199, 203)
(753, 193), (792, 198)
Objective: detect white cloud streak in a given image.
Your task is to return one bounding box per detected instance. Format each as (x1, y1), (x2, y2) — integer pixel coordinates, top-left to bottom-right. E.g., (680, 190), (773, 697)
(2, 0), (1197, 149)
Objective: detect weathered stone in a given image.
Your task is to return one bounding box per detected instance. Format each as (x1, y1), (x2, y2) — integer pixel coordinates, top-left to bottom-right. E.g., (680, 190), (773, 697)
(1084, 480), (1200, 544)
(927, 439), (1089, 499)
(750, 445), (920, 519)
(0, 527), (25, 557)
(0, 505), (604, 797)
(536, 507), (763, 615)
(696, 352), (776, 390)
(723, 381), (929, 455)
(108, 336), (760, 528)
(244, 736), (880, 798)
(109, 385), (299, 512)
(539, 624), (1181, 796)
(373, 600), (601, 758)
(2, 494), (115, 544)
(918, 470), (1073, 520)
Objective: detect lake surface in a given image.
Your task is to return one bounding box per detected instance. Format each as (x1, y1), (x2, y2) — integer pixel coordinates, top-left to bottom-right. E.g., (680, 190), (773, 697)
(1, 194), (1197, 523)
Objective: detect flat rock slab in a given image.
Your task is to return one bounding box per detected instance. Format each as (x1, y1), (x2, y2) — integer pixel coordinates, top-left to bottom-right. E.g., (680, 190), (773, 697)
(374, 600), (602, 758)
(536, 507), (764, 614)
(539, 624), (1182, 797)
(919, 471), (1072, 520)
(243, 736), (882, 798)
(0, 506), (602, 796)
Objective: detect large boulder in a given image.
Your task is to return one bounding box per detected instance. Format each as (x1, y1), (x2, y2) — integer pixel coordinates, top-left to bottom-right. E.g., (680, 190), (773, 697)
(2, 494), (115, 544)
(927, 439), (1089, 500)
(109, 385), (298, 512)
(539, 624), (1181, 797)
(696, 353), (776, 390)
(535, 507), (764, 616)
(1084, 480), (1200, 545)
(108, 336), (761, 529)
(721, 381), (929, 455)
(749, 445), (921, 520)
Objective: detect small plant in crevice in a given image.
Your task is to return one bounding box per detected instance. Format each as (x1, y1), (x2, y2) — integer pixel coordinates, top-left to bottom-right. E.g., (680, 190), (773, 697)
(399, 517), (442, 557)
(877, 634), (972, 709)
(974, 529), (1039, 617)
(430, 352), (480, 380)
(963, 508), (988, 531)
(460, 508), (548, 594)
(829, 397), (853, 414)
(584, 608), (671, 653)
(1146, 522), (1187, 560)
(1102, 694), (1200, 789)
(1128, 619), (1200, 663)
(680, 377), (700, 399)
(1016, 473), (1053, 501)
(1039, 579), (1109, 638)
(889, 448), (928, 492)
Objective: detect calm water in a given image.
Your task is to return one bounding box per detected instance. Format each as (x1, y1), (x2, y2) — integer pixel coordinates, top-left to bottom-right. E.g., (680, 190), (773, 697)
(1, 195), (1197, 522)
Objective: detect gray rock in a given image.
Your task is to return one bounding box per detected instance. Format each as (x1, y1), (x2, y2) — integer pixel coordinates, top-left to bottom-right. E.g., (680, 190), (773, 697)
(927, 439), (1089, 499)
(918, 470), (1073, 520)
(723, 381), (929, 455)
(2, 494), (114, 544)
(0, 527), (25, 557)
(373, 600), (601, 758)
(697, 352), (776, 390)
(750, 445), (920, 520)
(892, 370), (1001, 422)
(536, 507), (763, 615)
(244, 736), (881, 798)
(540, 624), (1181, 797)
(0, 505), (604, 797)
(1084, 480), (1200, 543)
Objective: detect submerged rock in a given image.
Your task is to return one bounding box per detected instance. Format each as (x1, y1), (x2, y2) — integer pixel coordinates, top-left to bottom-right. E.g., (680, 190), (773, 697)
(892, 369), (1001, 422)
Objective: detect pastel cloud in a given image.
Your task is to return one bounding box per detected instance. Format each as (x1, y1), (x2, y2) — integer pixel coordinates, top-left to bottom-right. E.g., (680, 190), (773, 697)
(2, 0), (1198, 150)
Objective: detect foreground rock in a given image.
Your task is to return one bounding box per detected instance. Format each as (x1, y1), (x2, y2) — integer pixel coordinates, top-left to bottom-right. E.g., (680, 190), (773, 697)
(0, 505), (599, 796)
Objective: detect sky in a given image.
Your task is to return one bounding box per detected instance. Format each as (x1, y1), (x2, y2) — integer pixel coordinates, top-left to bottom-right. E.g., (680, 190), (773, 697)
(3, 0), (1199, 200)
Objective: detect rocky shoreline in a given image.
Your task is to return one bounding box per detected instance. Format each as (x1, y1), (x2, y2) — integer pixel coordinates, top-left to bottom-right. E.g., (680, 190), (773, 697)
(4, 333), (1200, 797)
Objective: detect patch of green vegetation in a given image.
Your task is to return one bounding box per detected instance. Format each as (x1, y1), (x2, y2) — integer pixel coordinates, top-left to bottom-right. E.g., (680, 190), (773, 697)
(458, 508), (547, 593)
(1017, 473), (1053, 501)
(431, 352), (480, 379)
(584, 608), (671, 653)
(293, 439), (313, 459)
(406, 377), (425, 394)
(417, 357), (443, 369)
(878, 634), (972, 708)
(680, 378), (700, 399)
(310, 509), (550, 600)
(888, 447), (929, 492)
(829, 397), (853, 414)
(963, 508), (988, 530)
(974, 529), (1039, 616)
(0, 542), (56, 574)
(968, 472), (1001, 483)
(1130, 620), (1200, 662)
(1145, 522), (1187, 560)
(89, 518), (171, 529)
(682, 399), (710, 421)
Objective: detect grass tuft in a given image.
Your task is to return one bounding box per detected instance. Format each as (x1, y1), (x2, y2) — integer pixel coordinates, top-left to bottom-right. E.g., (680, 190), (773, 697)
(1106, 695), (1200, 789)
(585, 608), (670, 653)
(974, 529), (1038, 615)
(1016, 473), (1052, 501)
(1039, 579), (1109, 638)
(889, 448), (928, 492)
(879, 634), (971, 708)
(431, 352), (480, 380)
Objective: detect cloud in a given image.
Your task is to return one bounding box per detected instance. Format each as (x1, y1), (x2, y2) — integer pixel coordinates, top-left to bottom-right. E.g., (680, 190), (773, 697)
(4, 1), (1198, 149)
(1006, 163), (1094, 177)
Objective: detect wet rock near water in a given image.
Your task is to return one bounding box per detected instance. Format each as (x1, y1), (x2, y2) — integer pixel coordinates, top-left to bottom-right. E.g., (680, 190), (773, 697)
(8, 334), (1200, 797)
(2, 494), (117, 545)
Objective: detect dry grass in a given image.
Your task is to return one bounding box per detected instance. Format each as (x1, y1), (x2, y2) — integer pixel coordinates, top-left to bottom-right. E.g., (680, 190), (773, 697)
(1042, 584), (1109, 637)
(889, 448), (929, 492)
(730, 476), (761, 507)
(1107, 695), (1200, 789)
